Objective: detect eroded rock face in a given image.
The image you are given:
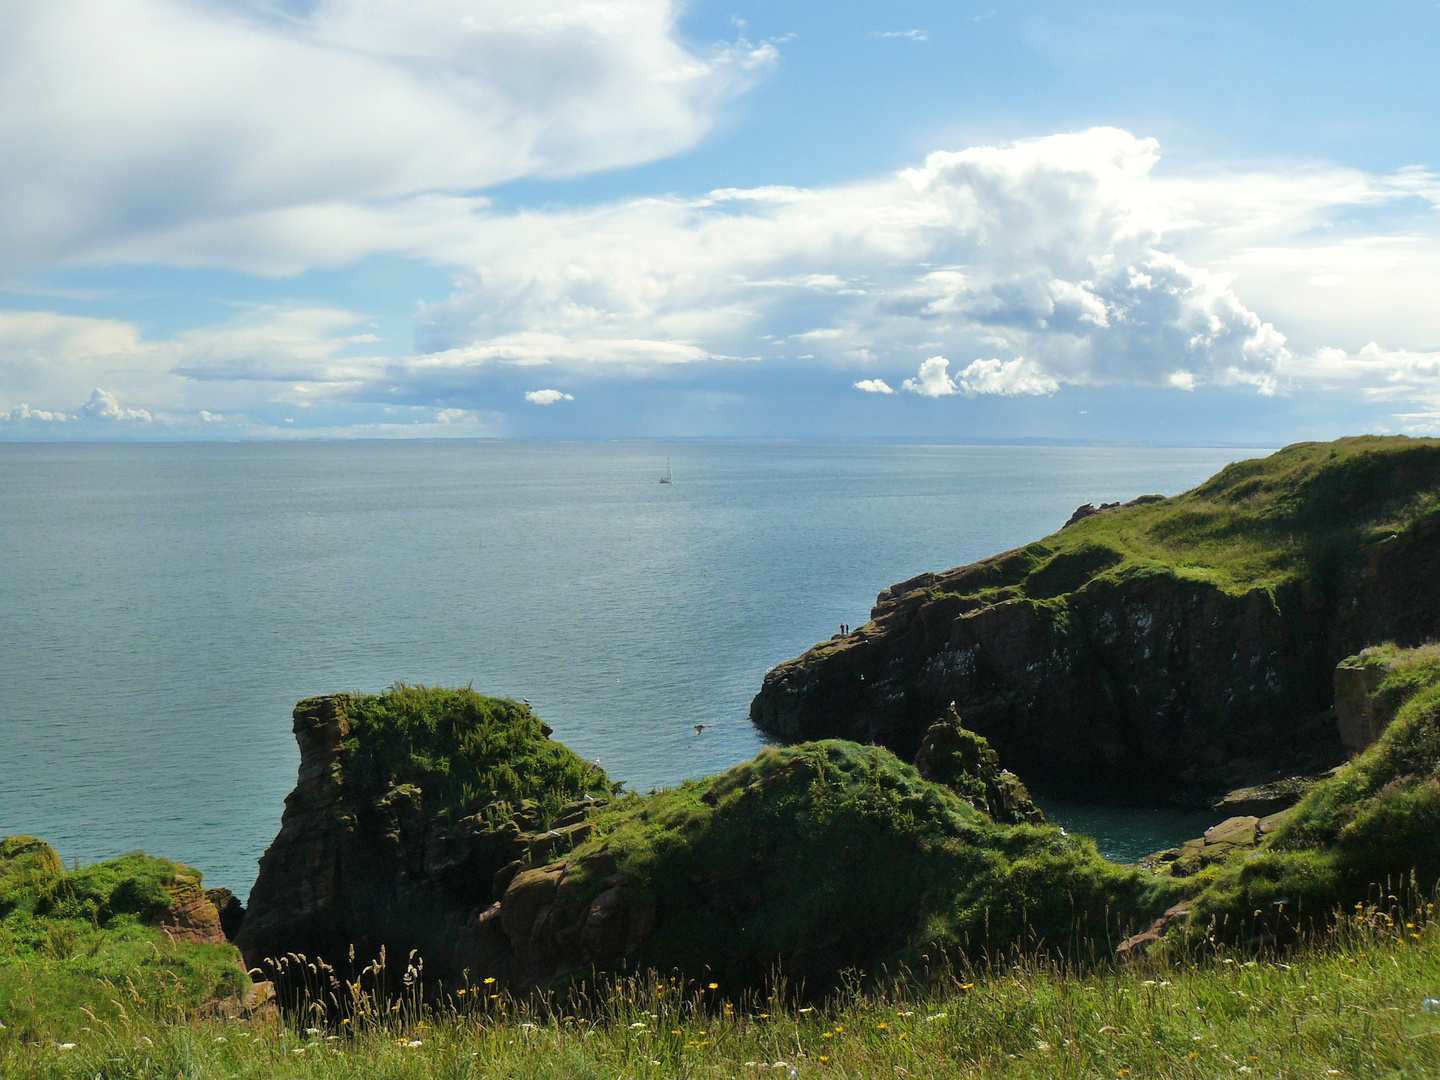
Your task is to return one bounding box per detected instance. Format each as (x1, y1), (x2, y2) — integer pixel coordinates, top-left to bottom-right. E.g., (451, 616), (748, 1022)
(751, 514), (1440, 804)
(236, 695), (597, 986)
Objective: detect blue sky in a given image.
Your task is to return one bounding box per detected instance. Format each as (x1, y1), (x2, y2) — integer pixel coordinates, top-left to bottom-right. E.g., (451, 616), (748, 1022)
(2, 1), (1438, 440)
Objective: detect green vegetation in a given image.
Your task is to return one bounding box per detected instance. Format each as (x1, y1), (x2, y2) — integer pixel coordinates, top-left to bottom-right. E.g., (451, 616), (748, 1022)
(0, 838), (247, 1046)
(340, 683), (609, 826)
(925, 435), (1440, 605)
(3, 902), (1436, 1078)
(1180, 642), (1440, 941)
(545, 739), (1172, 986)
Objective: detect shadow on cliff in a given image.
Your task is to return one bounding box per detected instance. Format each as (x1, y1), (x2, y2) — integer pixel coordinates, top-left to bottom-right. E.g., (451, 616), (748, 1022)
(750, 436), (1440, 805)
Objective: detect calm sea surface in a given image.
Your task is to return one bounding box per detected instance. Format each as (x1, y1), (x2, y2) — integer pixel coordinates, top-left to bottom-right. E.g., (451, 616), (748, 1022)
(0, 441), (1263, 892)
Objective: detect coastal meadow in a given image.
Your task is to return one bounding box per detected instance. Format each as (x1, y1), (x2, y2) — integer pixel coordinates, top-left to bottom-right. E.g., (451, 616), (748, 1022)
(4, 900), (1438, 1079)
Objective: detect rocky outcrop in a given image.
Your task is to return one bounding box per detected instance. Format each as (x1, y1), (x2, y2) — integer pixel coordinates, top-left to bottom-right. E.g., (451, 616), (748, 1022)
(237, 692), (605, 987)
(913, 708), (1044, 825)
(1141, 811), (1292, 878)
(751, 438), (1440, 802)
(157, 874), (228, 945)
(1211, 774), (1325, 818)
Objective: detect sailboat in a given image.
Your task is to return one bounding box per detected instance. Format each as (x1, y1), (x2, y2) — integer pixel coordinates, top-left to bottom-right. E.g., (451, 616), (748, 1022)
(659, 457), (673, 484)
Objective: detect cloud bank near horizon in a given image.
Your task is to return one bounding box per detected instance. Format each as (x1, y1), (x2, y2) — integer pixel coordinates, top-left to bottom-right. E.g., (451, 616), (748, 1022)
(3, 121), (1440, 436)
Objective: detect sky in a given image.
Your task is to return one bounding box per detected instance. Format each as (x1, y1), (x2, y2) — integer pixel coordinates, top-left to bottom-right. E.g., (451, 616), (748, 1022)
(1, 0), (1439, 442)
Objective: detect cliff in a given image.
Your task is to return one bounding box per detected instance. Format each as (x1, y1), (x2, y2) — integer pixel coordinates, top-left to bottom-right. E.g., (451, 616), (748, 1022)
(750, 436), (1440, 802)
(236, 685), (609, 987)
(239, 689), (1165, 994)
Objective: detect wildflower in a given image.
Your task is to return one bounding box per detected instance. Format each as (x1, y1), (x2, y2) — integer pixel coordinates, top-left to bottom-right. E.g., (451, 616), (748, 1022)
(213, 1037), (227, 1043)
(820, 1055), (830, 1063)
(456, 989), (465, 996)
(630, 1022), (647, 1029)
(759, 1013), (770, 1019)
(822, 1032), (833, 1039)
(306, 1027), (321, 1035)
(484, 977), (496, 984)
(798, 1007), (814, 1013)
(877, 1022), (888, 1029)
(709, 982), (719, 990)
(341, 1019), (350, 1025)
(407, 1039), (423, 1048)
(58, 1044), (77, 1051)
(960, 983), (975, 990)
(925, 1013), (946, 1022)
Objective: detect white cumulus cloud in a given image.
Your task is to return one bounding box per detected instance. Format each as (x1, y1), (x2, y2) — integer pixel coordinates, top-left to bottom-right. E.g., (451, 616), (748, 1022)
(901, 357), (959, 397)
(853, 379), (895, 394)
(955, 357), (1060, 396)
(524, 388), (573, 405)
(81, 388), (152, 422)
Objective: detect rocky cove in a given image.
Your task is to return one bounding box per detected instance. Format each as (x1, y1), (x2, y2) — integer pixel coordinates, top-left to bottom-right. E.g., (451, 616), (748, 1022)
(9, 434), (1440, 1009)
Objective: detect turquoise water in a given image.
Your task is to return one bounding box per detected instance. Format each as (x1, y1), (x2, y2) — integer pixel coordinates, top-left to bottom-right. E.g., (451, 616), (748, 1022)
(0, 441), (1258, 893)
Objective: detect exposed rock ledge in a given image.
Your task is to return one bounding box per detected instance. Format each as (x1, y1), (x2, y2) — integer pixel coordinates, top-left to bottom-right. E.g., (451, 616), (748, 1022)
(750, 437), (1440, 802)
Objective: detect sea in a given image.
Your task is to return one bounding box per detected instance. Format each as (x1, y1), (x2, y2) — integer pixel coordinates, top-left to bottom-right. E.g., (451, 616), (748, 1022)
(0, 441), (1265, 895)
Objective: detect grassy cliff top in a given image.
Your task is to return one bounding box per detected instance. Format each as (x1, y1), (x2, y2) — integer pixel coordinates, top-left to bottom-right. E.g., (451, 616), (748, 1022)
(917, 435), (1440, 606)
(338, 684), (609, 828)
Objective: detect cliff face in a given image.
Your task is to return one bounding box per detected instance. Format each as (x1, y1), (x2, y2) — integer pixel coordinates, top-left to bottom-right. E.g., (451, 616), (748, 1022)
(237, 689), (608, 985)
(751, 438), (1440, 802)
(239, 691), (1166, 993)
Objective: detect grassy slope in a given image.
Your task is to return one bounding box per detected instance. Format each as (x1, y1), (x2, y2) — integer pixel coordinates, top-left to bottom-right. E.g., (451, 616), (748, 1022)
(558, 740), (1172, 985)
(3, 908), (1436, 1078)
(1182, 643), (1440, 938)
(0, 838), (247, 1045)
(920, 435), (1440, 607)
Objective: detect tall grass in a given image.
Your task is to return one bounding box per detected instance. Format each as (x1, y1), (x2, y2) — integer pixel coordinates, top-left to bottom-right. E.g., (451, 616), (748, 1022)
(6, 891), (1439, 1078)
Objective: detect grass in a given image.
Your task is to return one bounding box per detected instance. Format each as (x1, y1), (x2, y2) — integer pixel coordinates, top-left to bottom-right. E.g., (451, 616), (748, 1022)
(339, 683), (611, 827)
(2, 897), (1437, 1078)
(0, 839), (247, 1046)
(917, 435), (1440, 606)
(529, 739), (1174, 991)
(1177, 642), (1440, 944)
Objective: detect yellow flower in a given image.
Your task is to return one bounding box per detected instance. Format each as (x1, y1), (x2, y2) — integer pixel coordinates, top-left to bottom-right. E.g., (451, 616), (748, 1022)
(819, 1055), (829, 1062)
(759, 1013), (770, 1019)
(877, 1022), (888, 1030)
(484, 977), (496, 985)
(960, 983), (974, 990)
(822, 1032), (832, 1039)
(708, 982), (719, 990)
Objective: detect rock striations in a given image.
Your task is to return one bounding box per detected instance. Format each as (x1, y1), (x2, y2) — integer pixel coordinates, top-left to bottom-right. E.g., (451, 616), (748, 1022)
(750, 437), (1440, 801)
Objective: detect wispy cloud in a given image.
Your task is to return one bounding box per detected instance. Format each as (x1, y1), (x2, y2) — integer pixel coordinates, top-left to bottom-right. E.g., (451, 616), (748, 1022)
(873, 29), (928, 41)
(0, 0), (778, 272)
